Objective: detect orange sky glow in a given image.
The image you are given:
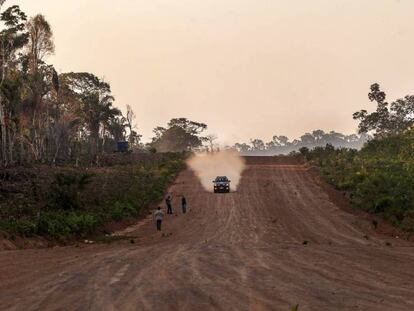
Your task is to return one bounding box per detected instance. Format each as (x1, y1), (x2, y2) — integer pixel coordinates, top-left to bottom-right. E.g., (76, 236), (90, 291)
(7, 0), (414, 144)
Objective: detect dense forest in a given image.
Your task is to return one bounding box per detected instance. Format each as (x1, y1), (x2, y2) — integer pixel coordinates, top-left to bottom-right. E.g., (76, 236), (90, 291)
(0, 4), (145, 166)
(0, 3), (218, 168)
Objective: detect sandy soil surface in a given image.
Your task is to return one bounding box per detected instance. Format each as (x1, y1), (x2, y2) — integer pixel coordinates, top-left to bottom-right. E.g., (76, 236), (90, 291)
(1, 159), (414, 311)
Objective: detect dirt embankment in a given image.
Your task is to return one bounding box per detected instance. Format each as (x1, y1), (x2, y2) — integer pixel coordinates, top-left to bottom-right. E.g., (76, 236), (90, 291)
(1, 159), (414, 310)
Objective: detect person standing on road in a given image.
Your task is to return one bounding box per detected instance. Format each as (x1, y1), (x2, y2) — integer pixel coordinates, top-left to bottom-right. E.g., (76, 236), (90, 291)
(181, 196), (187, 214)
(154, 206), (164, 231)
(165, 194), (173, 214)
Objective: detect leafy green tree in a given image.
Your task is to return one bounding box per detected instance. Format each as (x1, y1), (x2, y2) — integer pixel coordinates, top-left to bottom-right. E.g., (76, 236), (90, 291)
(150, 118), (207, 152)
(353, 83), (414, 137)
(59, 72), (121, 160)
(312, 130), (325, 141)
(250, 138), (265, 151)
(269, 135), (290, 147)
(0, 5), (28, 165)
(300, 133), (315, 146)
(82, 92), (120, 157)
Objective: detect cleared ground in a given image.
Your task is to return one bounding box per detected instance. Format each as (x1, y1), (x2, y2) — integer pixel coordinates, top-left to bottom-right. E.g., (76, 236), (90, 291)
(1, 158), (414, 311)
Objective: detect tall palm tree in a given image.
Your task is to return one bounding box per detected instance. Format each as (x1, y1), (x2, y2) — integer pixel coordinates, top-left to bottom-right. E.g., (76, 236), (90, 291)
(81, 92), (120, 159)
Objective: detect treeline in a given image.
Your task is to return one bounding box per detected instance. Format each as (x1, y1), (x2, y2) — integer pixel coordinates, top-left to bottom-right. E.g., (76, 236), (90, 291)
(0, 4), (142, 166)
(232, 131), (369, 155)
(305, 84), (414, 231)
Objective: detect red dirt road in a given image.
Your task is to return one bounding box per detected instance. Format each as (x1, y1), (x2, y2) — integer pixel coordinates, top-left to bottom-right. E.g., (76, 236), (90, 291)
(1, 160), (414, 310)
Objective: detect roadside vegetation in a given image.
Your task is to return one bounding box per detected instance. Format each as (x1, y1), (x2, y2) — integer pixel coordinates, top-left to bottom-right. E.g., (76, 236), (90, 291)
(303, 84), (414, 231)
(0, 3), (209, 241)
(0, 153), (185, 239)
(1, 1), (413, 239)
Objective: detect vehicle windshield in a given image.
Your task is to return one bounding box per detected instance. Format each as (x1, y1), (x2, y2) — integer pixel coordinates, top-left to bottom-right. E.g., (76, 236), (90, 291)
(215, 176), (229, 182)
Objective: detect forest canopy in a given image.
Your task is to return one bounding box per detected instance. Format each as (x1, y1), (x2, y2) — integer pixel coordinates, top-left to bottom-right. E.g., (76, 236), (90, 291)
(0, 4), (143, 166)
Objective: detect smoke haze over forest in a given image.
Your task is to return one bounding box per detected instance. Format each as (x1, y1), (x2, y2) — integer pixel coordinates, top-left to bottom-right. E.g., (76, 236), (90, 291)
(2, 2), (414, 309)
(5, 0), (414, 144)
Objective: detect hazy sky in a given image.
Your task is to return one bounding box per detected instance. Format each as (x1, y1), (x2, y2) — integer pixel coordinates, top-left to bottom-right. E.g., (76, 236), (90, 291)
(6, 0), (414, 144)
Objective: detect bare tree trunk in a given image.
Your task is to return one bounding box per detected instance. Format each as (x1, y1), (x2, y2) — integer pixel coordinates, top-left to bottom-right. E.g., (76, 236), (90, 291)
(0, 39), (7, 166)
(8, 131), (13, 164)
(52, 141), (60, 166)
(101, 126), (106, 153)
(8, 112), (14, 165)
(0, 105), (6, 166)
(19, 130), (25, 164)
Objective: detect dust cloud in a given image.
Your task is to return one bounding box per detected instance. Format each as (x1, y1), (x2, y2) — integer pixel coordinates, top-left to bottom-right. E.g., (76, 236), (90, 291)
(186, 151), (246, 192)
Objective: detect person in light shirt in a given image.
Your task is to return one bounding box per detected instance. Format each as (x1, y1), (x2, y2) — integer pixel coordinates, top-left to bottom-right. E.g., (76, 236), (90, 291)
(153, 206), (164, 231)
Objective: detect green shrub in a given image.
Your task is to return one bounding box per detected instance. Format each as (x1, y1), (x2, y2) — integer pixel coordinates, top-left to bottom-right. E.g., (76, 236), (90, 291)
(48, 173), (93, 211)
(307, 130), (414, 229)
(66, 213), (100, 235)
(0, 219), (37, 237)
(37, 212), (72, 238)
(110, 201), (138, 221)
(36, 212), (101, 238)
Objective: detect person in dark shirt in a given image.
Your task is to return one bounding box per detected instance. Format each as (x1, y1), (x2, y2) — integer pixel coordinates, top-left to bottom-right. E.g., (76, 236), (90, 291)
(165, 195), (172, 214)
(181, 196), (187, 214)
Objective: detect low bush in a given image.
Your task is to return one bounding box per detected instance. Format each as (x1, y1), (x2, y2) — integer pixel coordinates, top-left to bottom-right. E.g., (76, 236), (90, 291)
(48, 173), (93, 211)
(0, 218), (37, 237)
(110, 201), (138, 221)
